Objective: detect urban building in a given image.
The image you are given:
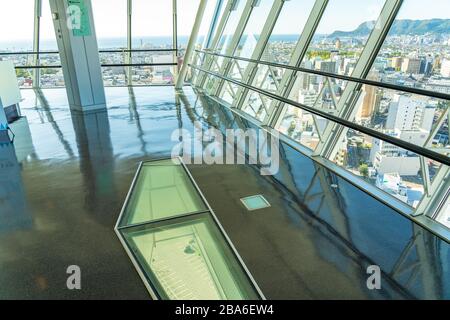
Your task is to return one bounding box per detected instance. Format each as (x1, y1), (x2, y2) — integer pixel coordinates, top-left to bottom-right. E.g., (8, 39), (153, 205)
(386, 94), (435, 132)
(401, 58), (421, 74)
(441, 58), (450, 77)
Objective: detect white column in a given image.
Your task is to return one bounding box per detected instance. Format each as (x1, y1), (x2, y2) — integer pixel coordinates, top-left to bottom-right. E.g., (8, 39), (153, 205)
(175, 0), (208, 90)
(49, 0), (106, 112)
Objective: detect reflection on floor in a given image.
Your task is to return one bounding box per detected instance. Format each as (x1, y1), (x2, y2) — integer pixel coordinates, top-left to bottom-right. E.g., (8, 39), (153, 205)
(0, 86), (449, 299)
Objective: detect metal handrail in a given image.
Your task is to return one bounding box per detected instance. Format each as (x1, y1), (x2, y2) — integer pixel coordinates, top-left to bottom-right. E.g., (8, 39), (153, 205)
(189, 63), (450, 167)
(195, 49), (450, 102)
(14, 63), (177, 69)
(0, 48), (177, 56)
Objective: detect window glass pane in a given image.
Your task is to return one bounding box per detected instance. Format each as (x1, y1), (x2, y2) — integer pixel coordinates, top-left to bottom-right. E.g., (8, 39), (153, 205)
(302, 0), (386, 76)
(220, 0), (274, 104)
(282, 0), (385, 129)
(92, 0), (128, 49)
(132, 0), (173, 49)
(192, 1), (226, 85)
(241, 91), (273, 123)
(15, 68), (34, 88)
(39, 0), (64, 88)
(436, 195), (450, 229)
(92, 0), (128, 86)
(40, 0), (57, 50)
(131, 50), (175, 85)
(288, 71), (348, 112)
(277, 105), (327, 151)
(0, 0), (34, 51)
(262, 0), (316, 65)
(369, 0), (450, 94)
(215, 0), (246, 54)
(235, 0), (273, 60)
(0, 0), (34, 87)
(199, 0), (223, 48)
(240, 0), (317, 121)
(178, 0), (200, 58)
(330, 127), (428, 208)
(209, 0), (247, 84)
(353, 82), (450, 160)
(130, 0), (175, 86)
(205, 0), (247, 90)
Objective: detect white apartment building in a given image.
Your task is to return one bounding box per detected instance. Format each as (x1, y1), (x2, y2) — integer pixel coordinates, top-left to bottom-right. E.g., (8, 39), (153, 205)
(386, 94), (435, 133)
(440, 58), (450, 78)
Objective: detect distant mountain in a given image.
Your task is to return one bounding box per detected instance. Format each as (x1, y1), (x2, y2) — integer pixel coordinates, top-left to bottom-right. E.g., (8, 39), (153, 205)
(329, 19), (450, 38)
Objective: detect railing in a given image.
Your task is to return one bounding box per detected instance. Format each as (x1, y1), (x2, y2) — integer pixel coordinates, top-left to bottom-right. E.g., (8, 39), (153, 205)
(195, 49), (450, 102)
(0, 49), (178, 69)
(189, 50), (450, 167)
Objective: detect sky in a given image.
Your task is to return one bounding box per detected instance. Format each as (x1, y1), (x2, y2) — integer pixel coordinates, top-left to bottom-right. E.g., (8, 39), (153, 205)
(1, 0), (450, 42)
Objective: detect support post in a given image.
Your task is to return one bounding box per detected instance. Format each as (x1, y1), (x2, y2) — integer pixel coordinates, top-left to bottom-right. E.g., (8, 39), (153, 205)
(175, 0), (208, 90)
(32, 0), (42, 88)
(49, 0), (106, 112)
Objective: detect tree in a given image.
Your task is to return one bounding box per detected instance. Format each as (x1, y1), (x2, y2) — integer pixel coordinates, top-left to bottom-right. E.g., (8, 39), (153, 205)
(16, 69), (30, 78)
(359, 164), (369, 178)
(287, 121), (296, 137)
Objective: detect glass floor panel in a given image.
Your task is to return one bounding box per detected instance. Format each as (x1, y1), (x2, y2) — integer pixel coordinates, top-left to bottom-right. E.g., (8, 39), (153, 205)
(121, 214), (260, 300)
(119, 158), (207, 226)
(116, 158), (262, 300)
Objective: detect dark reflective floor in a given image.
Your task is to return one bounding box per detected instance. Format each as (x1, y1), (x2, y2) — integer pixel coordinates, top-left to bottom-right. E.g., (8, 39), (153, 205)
(1, 86), (449, 299)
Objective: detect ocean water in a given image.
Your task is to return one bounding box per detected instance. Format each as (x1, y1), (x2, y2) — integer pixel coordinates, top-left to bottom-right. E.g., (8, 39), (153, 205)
(0, 36), (189, 51)
(0, 35), (302, 52)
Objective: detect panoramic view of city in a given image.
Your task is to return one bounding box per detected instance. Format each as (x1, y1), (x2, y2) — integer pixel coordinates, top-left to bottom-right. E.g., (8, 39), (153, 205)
(216, 0), (450, 213)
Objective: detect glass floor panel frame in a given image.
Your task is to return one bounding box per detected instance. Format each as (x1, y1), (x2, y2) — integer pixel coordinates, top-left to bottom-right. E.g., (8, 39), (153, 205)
(114, 156), (265, 300)
(117, 157), (209, 227)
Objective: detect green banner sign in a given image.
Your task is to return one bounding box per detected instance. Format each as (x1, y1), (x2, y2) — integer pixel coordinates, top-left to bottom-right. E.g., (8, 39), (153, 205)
(67, 0), (92, 37)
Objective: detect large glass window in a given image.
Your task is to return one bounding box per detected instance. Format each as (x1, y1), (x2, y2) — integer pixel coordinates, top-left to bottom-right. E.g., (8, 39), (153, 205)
(369, 0), (450, 94)
(215, 0), (246, 55)
(0, 0), (34, 52)
(436, 195), (450, 229)
(330, 127), (430, 209)
(132, 0), (174, 49)
(262, 0), (316, 65)
(177, 0), (200, 53)
(39, 0), (64, 87)
(92, 0), (128, 49)
(206, 0), (247, 93)
(0, 0), (35, 87)
(132, 0), (175, 85)
(187, 0), (222, 83)
(241, 0), (317, 123)
(274, 0), (386, 145)
(92, 0), (128, 86)
(302, 0), (386, 77)
(352, 82), (450, 158)
(220, 0), (274, 104)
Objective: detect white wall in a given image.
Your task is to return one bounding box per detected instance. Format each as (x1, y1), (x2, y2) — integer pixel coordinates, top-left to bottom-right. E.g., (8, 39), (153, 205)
(0, 61), (21, 129)
(374, 153), (421, 176)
